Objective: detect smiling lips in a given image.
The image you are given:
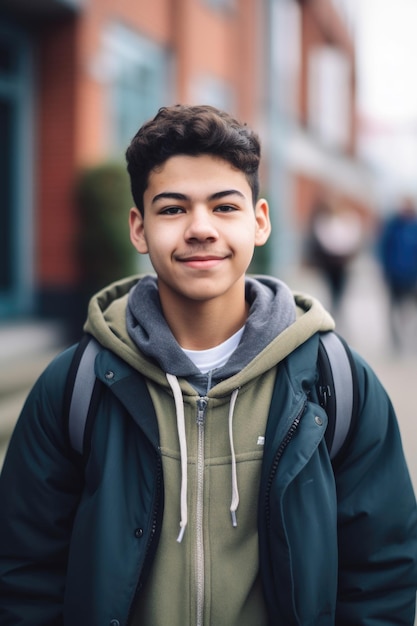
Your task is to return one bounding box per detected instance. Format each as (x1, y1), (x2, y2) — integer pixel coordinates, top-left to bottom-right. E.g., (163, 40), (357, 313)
(176, 253), (228, 269)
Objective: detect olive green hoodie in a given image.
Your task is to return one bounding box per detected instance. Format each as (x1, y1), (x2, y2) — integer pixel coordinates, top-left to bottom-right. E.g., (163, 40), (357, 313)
(84, 274), (334, 626)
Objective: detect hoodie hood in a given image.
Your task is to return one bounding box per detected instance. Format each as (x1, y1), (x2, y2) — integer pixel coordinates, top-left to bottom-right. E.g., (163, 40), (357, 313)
(126, 274), (297, 391)
(83, 273), (335, 394)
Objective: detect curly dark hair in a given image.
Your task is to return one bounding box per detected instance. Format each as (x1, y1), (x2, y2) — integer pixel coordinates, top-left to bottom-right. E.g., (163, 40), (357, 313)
(125, 104), (261, 215)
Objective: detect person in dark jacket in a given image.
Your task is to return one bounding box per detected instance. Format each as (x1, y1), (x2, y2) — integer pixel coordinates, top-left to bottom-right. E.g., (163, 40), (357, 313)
(378, 195), (417, 351)
(0, 104), (416, 625)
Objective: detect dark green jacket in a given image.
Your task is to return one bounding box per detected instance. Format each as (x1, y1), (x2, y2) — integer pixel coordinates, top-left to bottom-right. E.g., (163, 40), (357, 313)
(0, 333), (416, 625)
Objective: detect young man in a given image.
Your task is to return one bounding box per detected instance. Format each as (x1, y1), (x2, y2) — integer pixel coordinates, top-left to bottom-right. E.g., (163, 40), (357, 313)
(0, 104), (416, 625)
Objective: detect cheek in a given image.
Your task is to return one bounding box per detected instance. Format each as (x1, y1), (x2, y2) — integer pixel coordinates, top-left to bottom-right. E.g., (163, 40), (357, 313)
(145, 233), (172, 264)
(235, 221), (258, 248)
(232, 229), (257, 265)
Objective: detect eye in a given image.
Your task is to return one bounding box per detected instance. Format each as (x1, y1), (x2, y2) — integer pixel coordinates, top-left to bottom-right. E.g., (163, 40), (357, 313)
(160, 206), (185, 215)
(214, 204), (238, 213)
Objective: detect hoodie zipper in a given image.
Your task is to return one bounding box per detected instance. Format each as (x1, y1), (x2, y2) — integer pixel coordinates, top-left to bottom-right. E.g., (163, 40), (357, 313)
(196, 396), (208, 626)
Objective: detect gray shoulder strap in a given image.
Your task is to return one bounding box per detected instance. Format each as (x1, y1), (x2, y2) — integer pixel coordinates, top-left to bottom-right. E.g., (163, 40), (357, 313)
(320, 332), (354, 460)
(68, 337), (101, 455)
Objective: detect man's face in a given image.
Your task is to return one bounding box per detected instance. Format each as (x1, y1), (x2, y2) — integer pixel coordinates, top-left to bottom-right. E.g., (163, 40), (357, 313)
(129, 154), (270, 309)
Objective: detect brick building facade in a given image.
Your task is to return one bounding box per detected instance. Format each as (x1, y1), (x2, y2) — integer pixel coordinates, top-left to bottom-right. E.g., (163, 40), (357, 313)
(0, 0), (372, 333)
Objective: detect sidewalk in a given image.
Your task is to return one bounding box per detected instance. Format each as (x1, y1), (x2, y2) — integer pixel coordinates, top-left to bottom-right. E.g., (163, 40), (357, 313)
(0, 321), (65, 466)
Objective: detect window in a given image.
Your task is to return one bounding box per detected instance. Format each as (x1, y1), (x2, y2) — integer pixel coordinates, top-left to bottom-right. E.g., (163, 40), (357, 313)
(202, 0), (235, 11)
(270, 0), (301, 116)
(308, 45), (351, 149)
(0, 22), (34, 317)
(102, 24), (171, 153)
(190, 74), (235, 112)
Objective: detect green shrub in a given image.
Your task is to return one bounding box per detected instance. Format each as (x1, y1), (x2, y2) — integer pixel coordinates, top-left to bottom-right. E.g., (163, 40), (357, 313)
(76, 162), (137, 294)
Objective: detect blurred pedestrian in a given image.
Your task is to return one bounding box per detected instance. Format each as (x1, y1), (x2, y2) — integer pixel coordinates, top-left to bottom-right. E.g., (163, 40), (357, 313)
(307, 192), (363, 312)
(378, 194), (417, 351)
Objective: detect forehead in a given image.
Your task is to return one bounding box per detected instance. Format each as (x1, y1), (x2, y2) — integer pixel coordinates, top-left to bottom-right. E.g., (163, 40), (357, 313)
(146, 154), (252, 198)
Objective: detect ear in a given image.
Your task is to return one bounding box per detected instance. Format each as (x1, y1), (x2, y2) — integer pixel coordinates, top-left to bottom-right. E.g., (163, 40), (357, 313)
(254, 198), (271, 246)
(129, 207), (149, 254)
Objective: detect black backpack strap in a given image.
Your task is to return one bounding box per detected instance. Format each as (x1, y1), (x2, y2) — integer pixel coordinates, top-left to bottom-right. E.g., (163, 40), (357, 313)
(64, 334), (101, 455)
(317, 331), (359, 461)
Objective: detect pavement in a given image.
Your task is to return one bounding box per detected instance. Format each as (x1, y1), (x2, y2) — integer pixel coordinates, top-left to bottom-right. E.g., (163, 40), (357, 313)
(0, 321), (65, 466)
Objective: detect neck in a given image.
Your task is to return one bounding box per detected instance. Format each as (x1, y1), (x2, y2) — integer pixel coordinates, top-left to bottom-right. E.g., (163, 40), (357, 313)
(159, 291), (249, 351)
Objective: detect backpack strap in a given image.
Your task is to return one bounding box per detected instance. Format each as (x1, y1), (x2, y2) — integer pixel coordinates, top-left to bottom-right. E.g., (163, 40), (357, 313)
(317, 331), (359, 461)
(65, 334), (159, 459)
(64, 334), (101, 455)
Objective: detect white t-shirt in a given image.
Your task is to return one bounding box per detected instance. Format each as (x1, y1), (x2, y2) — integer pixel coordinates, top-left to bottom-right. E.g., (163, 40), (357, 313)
(181, 326), (245, 374)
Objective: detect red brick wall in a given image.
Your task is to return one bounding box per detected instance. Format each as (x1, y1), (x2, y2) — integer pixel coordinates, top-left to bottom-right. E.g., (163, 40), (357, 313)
(36, 17), (79, 285)
(36, 0), (263, 291)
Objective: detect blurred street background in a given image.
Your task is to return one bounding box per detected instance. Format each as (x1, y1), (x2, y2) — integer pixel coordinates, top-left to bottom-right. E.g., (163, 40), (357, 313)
(1, 0), (417, 498)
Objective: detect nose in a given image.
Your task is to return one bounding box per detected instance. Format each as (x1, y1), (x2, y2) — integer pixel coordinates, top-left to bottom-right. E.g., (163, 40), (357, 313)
(184, 207), (218, 242)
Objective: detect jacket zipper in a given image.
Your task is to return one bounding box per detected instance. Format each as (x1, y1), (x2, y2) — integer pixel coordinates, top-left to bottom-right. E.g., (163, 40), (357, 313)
(265, 401), (306, 530)
(196, 396), (208, 626)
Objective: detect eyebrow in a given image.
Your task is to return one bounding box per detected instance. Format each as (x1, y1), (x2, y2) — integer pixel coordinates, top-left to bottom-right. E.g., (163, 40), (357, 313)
(151, 189), (246, 204)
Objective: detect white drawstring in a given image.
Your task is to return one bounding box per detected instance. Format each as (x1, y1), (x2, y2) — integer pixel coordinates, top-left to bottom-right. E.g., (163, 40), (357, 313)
(228, 388), (240, 527)
(166, 374), (240, 540)
(166, 373), (188, 543)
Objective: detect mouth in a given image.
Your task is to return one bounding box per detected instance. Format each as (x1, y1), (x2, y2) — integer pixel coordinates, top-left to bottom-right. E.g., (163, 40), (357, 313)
(177, 254), (227, 269)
